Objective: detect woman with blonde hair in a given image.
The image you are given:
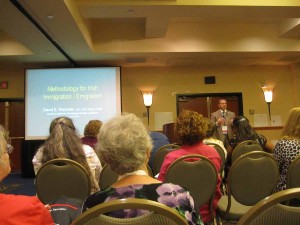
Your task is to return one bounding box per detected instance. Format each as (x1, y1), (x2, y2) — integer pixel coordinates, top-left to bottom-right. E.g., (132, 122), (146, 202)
(0, 125), (54, 225)
(32, 117), (101, 193)
(273, 107), (300, 191)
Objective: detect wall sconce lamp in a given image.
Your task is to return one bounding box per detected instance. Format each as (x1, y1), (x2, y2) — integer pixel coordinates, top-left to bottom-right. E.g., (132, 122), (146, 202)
(262, 87), (273, 122)
(142, 92), (153, 125)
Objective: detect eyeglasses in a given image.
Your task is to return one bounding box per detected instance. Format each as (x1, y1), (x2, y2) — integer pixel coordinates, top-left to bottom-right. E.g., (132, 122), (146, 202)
(5, 144), (14, 154)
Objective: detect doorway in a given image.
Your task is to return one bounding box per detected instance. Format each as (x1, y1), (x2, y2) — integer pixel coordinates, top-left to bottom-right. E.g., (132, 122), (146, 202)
(176, 93), (243, 118)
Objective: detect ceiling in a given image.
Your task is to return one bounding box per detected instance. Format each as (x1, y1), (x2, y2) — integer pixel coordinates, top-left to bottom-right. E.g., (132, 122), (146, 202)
(1, 0), (300, 68)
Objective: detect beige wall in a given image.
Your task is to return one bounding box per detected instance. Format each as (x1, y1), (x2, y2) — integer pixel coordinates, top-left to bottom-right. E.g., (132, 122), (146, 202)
(1, 64), (299, 142)
(122, 65), (299, 142)
(0, 65), (24, 98)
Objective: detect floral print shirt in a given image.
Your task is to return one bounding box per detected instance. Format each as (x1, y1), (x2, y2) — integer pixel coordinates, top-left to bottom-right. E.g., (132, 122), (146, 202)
(83, 183), (203, 225)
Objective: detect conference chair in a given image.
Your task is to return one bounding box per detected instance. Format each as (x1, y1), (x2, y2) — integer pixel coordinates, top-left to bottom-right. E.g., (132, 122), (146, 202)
(164, 154), (218, 223)
(205, 142), (227, 193)
(217, 151), (279, 222)
(99, 164), (154, 190)
(204, 142), (226, 173)
(152, 143), (180, 175)
(231, 140), (263, 163)
(237, 188), (300, 225)
(71, 198), (188, 225)
(287, 154), (300, 189)
(35, 158), (91, 204)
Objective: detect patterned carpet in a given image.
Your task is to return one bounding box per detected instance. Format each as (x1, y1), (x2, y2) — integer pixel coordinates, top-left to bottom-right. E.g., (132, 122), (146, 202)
(0, 173), (36, 196)
(0, 183), (22, 193)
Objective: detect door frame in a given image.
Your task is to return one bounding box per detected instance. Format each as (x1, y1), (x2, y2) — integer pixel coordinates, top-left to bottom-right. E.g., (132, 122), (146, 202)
(176, 92), (243, 117)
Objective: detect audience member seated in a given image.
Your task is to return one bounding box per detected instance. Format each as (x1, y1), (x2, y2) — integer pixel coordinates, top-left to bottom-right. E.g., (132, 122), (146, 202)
(32, 116), (101, 193)
(158, 110), (222, 224)
(273, 107), (300, 191)
(223, 116), (274, 179)
(82, 113), (203, 225)
(148, 131), (171, 171)
(0, 125), (54, 225)
(203, 118), (227, 160)
(227, 116), (274, 156)
(81, 120), (102, 149)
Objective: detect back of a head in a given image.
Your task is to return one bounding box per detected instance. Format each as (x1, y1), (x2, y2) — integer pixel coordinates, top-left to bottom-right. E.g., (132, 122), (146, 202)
(0, 125), (9, 145)
(97, 113), (153, 175)
(0, 125), (9, 167)
(232, 116), (256, 141)
(49, 117), (76, 134)
(282, 107), (300, 139)
(175, 110), (207, 145)
(43, 117), (83, 162)
(84, 120), (102, 137)
(204, 118), (217, 138)
(0, 125), (14, 183)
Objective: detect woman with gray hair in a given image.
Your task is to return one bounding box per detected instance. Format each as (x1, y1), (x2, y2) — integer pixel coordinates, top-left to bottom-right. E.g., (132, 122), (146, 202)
(82, 113), (203, 225)
(0, 125), (54, 225)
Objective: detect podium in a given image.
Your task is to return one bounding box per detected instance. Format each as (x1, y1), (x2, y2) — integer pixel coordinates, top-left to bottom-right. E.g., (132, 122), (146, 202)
(162, 123), (179, 144)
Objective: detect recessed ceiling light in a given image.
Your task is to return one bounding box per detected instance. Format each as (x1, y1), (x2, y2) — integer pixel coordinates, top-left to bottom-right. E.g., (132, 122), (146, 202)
(47, 15), (54, 19)
(127, 9), (135, 14)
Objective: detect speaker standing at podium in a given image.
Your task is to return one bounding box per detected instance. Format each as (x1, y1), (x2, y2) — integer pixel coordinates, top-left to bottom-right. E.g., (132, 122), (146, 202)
(211, 98), (235, 147)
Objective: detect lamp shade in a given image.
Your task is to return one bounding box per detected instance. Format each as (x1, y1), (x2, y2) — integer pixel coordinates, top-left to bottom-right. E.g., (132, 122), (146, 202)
(263, 90), (273, 103)
(142, 92), (153, 107)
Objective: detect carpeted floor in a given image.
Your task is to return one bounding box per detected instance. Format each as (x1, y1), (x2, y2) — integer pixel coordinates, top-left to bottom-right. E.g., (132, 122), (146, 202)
(0, 173), (36, 196)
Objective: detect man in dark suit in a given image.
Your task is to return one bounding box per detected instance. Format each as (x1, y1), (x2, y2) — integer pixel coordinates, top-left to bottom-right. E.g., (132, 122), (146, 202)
(211, 98), (235, 147)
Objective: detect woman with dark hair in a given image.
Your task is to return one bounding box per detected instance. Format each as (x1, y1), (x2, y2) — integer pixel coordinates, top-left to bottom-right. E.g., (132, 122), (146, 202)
(81, 120), (102, 149)
(227, 116), (274, 156)
(32, 117), (102, 193)
(158, 110), (221, 224)
(0, 125), (54, 225)
(273, 107), (300, 191)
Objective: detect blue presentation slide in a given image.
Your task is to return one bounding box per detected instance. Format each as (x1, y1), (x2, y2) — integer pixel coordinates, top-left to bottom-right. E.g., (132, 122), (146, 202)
(25, 67), (121, 140)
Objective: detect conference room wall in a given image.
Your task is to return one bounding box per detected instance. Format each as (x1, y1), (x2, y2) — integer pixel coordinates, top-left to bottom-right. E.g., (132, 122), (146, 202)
(0, 66), (24, 98)
(0, 64), (299, 138)
(121, 65), (299, 142)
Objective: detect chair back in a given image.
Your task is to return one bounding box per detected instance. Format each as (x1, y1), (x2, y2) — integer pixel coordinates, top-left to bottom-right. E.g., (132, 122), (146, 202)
(35, 158), (91, 204)
(71, 198), (188, 225)
(100, 164), (153, 190)
(217, 152), (279, 221)
(152, 143), (180, 175)
(232, 140), (263, 162)
(205, 142), (226, 172)
(228, 151), (279, 206)
(237, 188), (300, 225)
(165, 154), (218, 220)
(287, 154), (300, 189)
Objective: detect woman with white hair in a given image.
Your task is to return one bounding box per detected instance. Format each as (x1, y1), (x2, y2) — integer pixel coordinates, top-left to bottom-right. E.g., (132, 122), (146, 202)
(0, 125), (54, 225)
(82, 113), (203, 225)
